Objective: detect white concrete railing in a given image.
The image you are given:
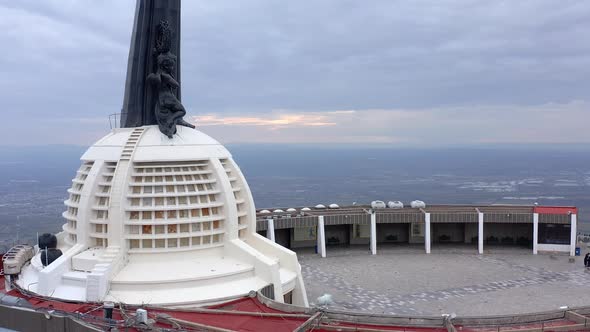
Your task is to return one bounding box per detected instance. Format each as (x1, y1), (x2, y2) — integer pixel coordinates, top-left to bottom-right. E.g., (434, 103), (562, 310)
(243, 233), (309, 306)
(86, 246), (124, 302)
(37, 244), (85, 296)
(224, 239), (283, 302)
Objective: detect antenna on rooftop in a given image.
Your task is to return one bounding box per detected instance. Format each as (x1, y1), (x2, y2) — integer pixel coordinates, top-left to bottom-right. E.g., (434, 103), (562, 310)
(16, 215), (20, 245)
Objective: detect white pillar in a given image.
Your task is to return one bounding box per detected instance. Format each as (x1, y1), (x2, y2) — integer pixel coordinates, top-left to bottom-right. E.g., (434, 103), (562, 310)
(478, 212), (484, 254)
(317, 216), (326, 258)
(533, 213), (539, 255)
(425, 213), (431, 254)
(4, 275), (12, 292)
(571, 214), (577, 257)
(266, 218), (275, 242)
(316, 221), (321, 253)
(370, 213), (377, 255)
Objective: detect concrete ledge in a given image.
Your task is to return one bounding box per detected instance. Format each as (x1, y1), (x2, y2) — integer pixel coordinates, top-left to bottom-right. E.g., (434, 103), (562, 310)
(37, 244), (86, 296)
(257, 291), (590, 330)
(537, 244), (570, 253)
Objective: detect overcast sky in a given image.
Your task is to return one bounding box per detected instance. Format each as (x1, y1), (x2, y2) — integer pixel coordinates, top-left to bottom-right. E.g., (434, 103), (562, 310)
(1, 0), (589, 146)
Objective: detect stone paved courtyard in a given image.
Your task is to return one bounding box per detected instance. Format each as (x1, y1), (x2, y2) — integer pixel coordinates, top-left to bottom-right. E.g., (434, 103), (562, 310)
(297, 245), (590, 316)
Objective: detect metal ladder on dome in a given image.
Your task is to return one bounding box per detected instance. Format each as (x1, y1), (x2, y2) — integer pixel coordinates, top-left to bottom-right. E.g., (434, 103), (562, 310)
(120, 128), (145, 161)
(86, 127), (146, 301)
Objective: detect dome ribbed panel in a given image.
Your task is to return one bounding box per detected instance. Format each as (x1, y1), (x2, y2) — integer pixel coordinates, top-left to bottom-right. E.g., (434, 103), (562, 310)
(88, 161), (117, 247)
(220, 158), (250, 238)
(62, 161), (94, 246)
(125, 160), (225, 252)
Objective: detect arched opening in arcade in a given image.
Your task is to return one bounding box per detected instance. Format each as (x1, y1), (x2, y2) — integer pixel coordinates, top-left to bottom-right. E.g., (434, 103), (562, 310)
(430, 212), (479, 252)
(483, 221), (533, 249)
(376, 223), (410, 247)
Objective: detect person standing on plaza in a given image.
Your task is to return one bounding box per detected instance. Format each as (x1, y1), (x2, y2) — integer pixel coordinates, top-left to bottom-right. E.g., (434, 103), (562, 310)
(584, 253), (590, 268)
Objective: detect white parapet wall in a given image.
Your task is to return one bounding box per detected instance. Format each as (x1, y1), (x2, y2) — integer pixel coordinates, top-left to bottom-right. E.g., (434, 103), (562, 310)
(244, 233), (309, 307)
(537, 244), (571, 253)
(36, 244), (85, 297)
(86, 246), (125, 302)
(224, 239), (283, 300)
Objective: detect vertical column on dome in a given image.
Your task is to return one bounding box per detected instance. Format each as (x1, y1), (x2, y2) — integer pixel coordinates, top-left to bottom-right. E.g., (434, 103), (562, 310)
(210, 159), (239, 240)
(227, 159), (258, 234)
(570, 213), (577, 257)
(76, 160), (105, 247)
(107, 179), (126, 248)
(533, 213), (539, 255)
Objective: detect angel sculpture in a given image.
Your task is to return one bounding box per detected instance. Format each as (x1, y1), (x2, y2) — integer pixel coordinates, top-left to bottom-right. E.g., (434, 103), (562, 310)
(148, 20), (195, 138)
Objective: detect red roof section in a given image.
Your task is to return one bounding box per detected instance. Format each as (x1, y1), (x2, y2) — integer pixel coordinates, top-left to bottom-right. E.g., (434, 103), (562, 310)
(1, 273), (588, 332)
(534, 206), (577, 215)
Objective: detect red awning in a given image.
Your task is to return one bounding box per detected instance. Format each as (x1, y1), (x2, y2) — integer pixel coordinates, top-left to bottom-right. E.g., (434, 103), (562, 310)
(533, 206), (577, 215)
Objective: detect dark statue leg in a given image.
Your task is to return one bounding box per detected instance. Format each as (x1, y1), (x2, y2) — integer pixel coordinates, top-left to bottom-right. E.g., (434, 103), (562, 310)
(171, 103), (195, 129)
(155, 105), (175, 138)
(177, 119), (195, 129)
(155, 101), (195, 137)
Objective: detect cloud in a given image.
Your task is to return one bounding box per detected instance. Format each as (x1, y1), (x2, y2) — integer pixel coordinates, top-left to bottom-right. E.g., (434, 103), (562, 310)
(196, 100), (590, 145)
(194, 111), (343, 128)
(1, 1), (589, 145)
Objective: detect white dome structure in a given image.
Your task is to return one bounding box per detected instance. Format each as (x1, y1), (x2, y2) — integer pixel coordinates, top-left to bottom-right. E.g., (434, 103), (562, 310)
(387, 201), (404, 209)
(301, 207), (311, 211)
(410, 200), (426, 208)
(17, 126), (308, 307)
(286, 208), (297, 212)
(315, 204), (326, 209)
(329, 204), (340, 209)
(371, 200), (386, 209)
(273, 209), (285, 213)
(259, 209), (271, 214)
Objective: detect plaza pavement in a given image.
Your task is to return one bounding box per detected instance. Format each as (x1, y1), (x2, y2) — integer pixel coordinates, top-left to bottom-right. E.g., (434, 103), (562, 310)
(297, 245), (590, 316)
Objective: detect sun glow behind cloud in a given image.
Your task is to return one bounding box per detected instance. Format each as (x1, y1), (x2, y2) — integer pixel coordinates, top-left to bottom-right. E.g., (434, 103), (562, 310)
(194, 111), (352, 128)
(189, 101), (590, 145)
(2, 1), (589, 145)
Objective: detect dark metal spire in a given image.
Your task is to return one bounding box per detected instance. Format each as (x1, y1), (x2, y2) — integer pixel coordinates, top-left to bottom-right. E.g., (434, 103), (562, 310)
(120, 0), (182, 129)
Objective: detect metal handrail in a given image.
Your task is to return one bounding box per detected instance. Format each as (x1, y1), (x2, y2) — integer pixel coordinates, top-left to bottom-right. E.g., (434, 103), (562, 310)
(108, 112), (128, 129)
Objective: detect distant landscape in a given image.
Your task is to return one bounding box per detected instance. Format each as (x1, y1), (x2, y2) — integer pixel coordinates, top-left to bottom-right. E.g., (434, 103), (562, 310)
(0, 144), (589, 249)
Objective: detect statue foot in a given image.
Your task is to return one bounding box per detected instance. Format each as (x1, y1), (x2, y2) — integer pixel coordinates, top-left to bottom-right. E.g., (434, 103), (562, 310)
(178, 119), (196, 129)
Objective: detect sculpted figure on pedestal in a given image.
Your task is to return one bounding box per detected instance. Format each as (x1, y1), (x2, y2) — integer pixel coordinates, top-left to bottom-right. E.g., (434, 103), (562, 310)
(148, 20), (195, 138)
(120, 0), (194, 137)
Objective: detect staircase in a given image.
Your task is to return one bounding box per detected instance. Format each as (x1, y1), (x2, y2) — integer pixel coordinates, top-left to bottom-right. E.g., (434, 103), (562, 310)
(86, 246), (124, 302)
(107, 127), (146, 246)
(120, 128), (144, 161)
(88, 128), (146, 301)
